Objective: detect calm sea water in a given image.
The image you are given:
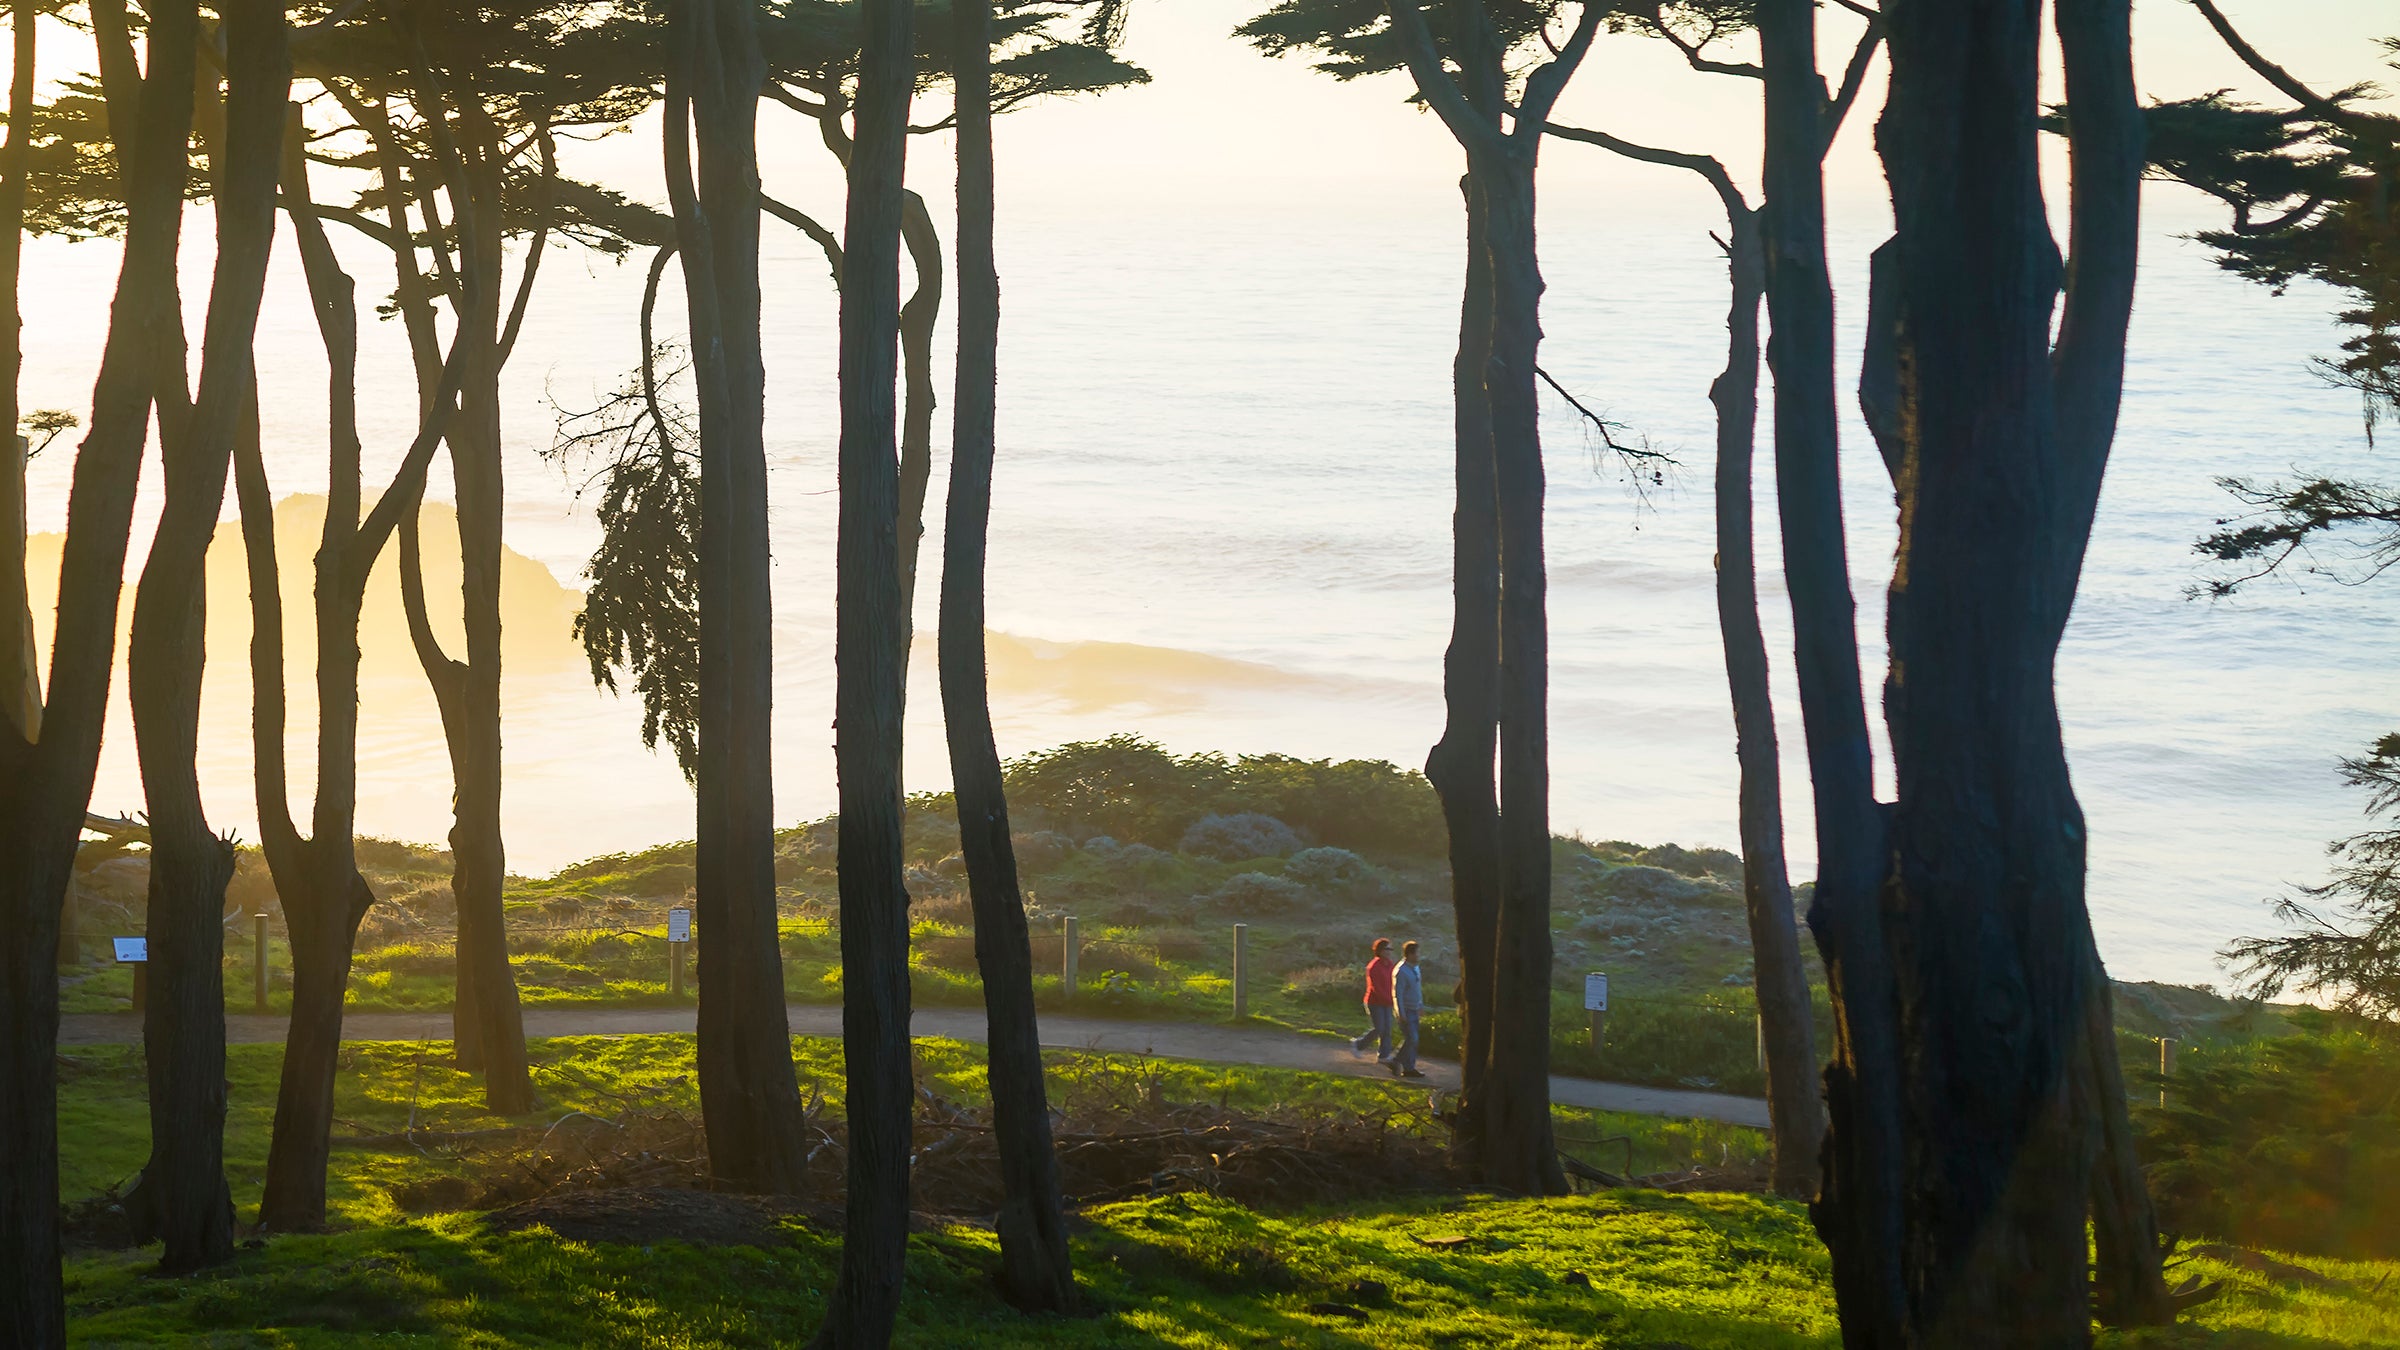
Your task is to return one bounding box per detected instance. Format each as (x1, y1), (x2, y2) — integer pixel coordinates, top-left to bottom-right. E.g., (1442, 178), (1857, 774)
(18, 148), (2393, 991)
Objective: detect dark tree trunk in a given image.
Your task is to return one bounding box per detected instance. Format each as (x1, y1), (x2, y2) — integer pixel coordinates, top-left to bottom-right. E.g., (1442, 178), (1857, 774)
(1420, 21), (1503, 1175)
(1756, 2), (1907, 1339)
(815, 0), (916, 1339)
(896, 192), (941, 626)
(0, 0), (36, 738)
(1709, 205), (1824, 1199)
(0, 0), (195, 1335)
(257, 854), (374, 1230)
(123, 0), (288, 1271)
(430, 106), (532, 1114)
(250, 97), (478, 1231)
(1476, 153), (1565, 1197)
(1387, 0), (1593, 1197)
(941, 0), (1076, 1314)
(1790, 0), (2150, 1343)
(666, 0), (809, 1194)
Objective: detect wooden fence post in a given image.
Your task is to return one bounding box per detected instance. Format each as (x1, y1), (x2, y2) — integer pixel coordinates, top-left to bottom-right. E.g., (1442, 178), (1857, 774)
(1232, 923), (1248, 1019)
(2159, 1036), (2178, 1108)
(1063, 916), (1080, 999)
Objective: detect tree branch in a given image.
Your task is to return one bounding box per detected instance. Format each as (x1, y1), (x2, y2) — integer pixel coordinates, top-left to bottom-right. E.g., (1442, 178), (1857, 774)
(762, 193), (842, 283)
(1823, 17), (1884, 151)
(2187, 0), (2392, 140)
(1385, 0), (1509, 160)
(1515, 3), (1603, 139)
(1547, 121), (1747, 223)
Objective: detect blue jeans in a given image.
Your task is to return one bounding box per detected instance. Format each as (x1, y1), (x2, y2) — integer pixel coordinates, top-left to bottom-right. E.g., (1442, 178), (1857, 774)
(1353, 1003), (1393, 1059)
(1394, 1010), (1421, 1072)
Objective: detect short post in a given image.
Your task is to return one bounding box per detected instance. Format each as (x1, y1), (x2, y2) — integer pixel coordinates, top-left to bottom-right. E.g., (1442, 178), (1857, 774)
(2159, 1036), (2178, 1108)
(130, 963), (148, 1017)
(1757, 1014), (1767, 1074)
(1063, 915), (1080, 998)
(1583, 971), (1609, 1054)
(253, 913), (270, 1012)
(668, 907), (692, 998)
(1231, 923), (1249, 1019)
(114, 937), (147, 1015)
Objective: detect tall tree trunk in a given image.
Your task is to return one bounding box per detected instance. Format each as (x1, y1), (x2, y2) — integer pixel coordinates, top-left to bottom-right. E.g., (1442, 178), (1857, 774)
(123, 1), (287, 1271)
(431, 106), (532, 1113)
(896, 193), (940, 626)
(1476, 151), (1565, 1198)
(817, 0), (916, 1338)
(0, 0), (36, 740)
(253, 93), (478, 1231)
(1421, 23), (1503, 1176)
(1756, 1), (1907, 1338)
(667, 0), (809, 1194)
(1792, 0), (2149, 1343)
(0, 0), (196, 1335)
(1710, 205), (1823, 1199)
(942, 0), (1076, 1313)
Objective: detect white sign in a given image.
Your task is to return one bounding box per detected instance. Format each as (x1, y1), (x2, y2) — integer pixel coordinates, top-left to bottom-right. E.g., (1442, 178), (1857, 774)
(667, 908), (692, 944)
(1583, 972), (1609, 1012)
(113, 937), (148, 964)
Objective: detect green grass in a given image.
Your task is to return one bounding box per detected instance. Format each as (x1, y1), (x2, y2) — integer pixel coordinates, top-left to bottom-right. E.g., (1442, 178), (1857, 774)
(57, 1033), (2400, 1346)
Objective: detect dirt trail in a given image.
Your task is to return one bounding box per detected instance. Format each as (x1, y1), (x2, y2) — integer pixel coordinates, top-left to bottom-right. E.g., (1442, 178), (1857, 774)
(57, 1004), (1771, 1128)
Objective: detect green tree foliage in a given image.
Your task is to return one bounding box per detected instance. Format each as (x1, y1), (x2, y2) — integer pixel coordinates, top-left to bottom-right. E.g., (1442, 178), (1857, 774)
(2137, 1015), (2400, 1259)
(999, 735), (1443, 855)
(2114, 13), (2400, 596)
(2224, 735), (2400, 1022)
(554, 350), (701, 780)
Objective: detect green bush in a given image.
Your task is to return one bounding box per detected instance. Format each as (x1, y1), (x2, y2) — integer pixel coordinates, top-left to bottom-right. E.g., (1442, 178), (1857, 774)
(2137, 1015), (2400, 1259)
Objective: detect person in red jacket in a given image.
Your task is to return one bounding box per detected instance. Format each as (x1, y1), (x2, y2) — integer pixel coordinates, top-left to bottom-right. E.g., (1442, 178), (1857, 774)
(1350, 938), (1397, 1063)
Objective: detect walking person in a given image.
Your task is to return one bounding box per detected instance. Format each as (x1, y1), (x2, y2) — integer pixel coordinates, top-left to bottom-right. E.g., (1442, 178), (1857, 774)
(1387, 940), (1427, 1078)
(1350, 938), (1397, 1062)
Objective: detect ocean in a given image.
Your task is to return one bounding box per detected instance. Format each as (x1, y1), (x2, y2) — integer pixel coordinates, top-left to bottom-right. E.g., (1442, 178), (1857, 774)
(17, 6), (2397, 990)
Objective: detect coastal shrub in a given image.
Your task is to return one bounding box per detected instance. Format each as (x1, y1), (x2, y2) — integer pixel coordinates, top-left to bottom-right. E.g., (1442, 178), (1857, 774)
(1284, 845), (1373, 890)
(1282, 964), (1357, 998)
(2137, 1016), (2400, 1259)
(1180, 813), (1303, 861)
(1638, 843), (1741, 878)
(1593, 865), (1720, 907)
(1205, 872), (1308, 918)
(1222, 754), (1443, 856)
(1004, 735), (1230, 847)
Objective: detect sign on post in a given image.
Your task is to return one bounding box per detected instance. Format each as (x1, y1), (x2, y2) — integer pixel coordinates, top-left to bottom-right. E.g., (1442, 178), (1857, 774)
(1583, 972), (1608, 1012)
(112, 937), (148, 964)
(668, 908), (692, 944)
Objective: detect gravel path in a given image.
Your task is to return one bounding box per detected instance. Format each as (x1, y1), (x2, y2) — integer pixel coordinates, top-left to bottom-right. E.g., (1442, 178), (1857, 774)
(57, 1004), (1770, 1128)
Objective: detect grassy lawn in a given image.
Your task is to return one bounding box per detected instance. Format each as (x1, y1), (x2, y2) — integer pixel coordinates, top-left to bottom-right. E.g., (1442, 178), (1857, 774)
(58, 1032), (2400, 1347)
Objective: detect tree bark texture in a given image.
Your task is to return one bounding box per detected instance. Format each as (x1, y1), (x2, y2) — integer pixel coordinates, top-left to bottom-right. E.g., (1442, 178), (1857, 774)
(666, 0), (810, 1195)
(1709, 202), (1824, 1199)
(1415, 14), (1505, 1178)
(941, 0), (1077, 1313)
(253, 96), (479, 1231)
(816, 0), (916, 1339)
(0, 0), (196, 1336)
(1791, 0), (2149, 1343)
(0, 0), (37, 740)
(123, 1), (288, 1271)
(1386, 0), (1597, 1197)
(428, 99), (532, 1114)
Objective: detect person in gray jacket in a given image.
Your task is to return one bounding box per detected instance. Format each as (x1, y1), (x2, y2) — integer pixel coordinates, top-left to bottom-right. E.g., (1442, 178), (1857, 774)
(1387, 940), (1427, 1078)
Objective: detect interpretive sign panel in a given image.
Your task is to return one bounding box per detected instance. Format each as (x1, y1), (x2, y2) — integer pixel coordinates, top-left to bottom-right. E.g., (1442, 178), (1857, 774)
(1584, 972), (1608, 1012)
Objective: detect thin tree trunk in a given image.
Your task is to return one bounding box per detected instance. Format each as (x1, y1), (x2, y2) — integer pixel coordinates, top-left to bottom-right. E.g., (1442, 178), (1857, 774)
(433, 105), (532, 1113)
(943, 0), (1076, 1313)
(252, 96), (479, 1231)
(896, 192), (940, 626)
(1709, 206), (1823, 1199)
(1421, 26), (1503, 1176)
(1477, 154), (1565, 1198)
(1756, 1), (1907, 1338)
(817, 0), (916, 1338)
(122, 0), (287, 1273)
(0, 0), (36, 740)
(667, 0), (809, 1194)
(0, 1), (196, 1334)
